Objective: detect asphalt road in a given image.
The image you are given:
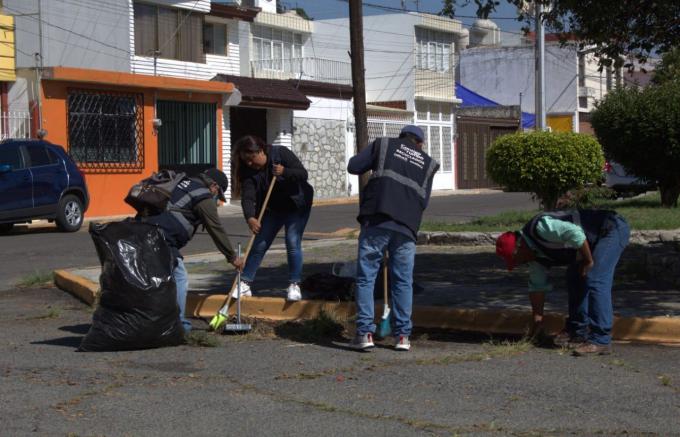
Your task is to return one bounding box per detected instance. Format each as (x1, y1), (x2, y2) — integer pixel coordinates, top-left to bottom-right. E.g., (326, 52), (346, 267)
(0, 191), (536, 291)
(2, 286), (679, 436)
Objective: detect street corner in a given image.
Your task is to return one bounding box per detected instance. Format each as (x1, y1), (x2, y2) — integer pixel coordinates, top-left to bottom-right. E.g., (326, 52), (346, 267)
(53, 269), (99, 306)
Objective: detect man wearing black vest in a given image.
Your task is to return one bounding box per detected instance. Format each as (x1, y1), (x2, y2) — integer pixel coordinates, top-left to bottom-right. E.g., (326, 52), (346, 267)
(495, 210), (630, 355)
(347, 125), (439, 351)
(144, 168), (243, 333)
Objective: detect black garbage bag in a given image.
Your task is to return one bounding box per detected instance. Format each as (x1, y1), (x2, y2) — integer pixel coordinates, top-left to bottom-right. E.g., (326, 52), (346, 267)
(79, 220), (184, 352)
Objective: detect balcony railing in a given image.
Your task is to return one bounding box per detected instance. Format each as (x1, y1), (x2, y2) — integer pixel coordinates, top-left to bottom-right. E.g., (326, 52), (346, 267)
(0, 112), (31, 140)
(250, 57), (352, 85)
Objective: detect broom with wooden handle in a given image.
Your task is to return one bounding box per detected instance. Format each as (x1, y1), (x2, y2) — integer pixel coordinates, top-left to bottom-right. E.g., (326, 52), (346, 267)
(208, 177), (276, 331)
(377, 252), (391, 338)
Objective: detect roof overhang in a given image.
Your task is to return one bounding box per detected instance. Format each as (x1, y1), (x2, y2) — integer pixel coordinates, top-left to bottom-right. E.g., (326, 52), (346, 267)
(289, 80), (353, 100)
(41, 67), (235, 95)
(212, 74), (310, 110)
(209, 3), (260, 22)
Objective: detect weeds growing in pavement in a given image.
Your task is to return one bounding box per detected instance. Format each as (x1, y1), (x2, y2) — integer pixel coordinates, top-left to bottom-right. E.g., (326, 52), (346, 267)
(185, 331), (219, 347)
(274, 309), (346, 343)
(31, 307), (61, 320)
(16, 271), (53, 288)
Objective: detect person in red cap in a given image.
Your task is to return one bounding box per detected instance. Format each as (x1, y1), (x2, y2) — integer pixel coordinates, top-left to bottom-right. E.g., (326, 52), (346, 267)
(496, 209), (629, 355)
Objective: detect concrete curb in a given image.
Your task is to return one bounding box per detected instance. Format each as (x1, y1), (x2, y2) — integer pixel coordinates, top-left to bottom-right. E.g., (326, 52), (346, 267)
(53, 269), (98, 306)
(53, 269), (680, 345)
(417, 229), (680, 246)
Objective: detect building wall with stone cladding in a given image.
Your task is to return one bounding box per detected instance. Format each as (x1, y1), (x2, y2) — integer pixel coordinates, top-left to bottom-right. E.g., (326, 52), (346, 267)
(292, 117), (348, 199)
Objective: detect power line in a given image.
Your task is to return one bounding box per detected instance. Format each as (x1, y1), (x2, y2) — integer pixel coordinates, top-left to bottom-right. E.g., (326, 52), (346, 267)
(3, 4), (131, 55)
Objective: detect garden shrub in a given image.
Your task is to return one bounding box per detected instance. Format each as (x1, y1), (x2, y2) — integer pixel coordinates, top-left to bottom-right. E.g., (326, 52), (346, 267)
(486, 131), (604, 210)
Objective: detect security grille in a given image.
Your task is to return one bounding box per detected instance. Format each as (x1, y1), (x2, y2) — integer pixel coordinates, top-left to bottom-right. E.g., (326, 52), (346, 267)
(67, 89), (144, 171)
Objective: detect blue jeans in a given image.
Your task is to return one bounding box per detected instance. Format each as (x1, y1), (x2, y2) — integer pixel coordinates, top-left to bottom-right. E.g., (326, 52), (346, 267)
(566, 215), (630, 345)
(173, 257), (192, 333)
(355, 226), (416, 337)
(242, 207), (311, 284)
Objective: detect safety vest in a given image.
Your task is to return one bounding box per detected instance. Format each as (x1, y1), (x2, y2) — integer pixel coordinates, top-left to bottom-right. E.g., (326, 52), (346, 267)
(145, 177), (213, 250)
(358, 137), (439, 235)
(522, 209), (617, 267)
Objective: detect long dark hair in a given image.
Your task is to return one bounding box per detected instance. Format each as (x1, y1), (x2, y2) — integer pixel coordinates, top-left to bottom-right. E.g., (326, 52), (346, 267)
(232, 135), (269, 196)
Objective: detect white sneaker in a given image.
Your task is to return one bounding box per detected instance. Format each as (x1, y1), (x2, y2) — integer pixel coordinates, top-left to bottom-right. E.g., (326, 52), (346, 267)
(395, 335), (411, 351)
(286, 283), (302, 301)
(230, 281), (252, 299)
(349, 333), (375, 351)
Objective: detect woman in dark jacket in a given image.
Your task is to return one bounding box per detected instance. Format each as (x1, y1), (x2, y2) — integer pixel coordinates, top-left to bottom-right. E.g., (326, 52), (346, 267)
(232, 135), (314, 301)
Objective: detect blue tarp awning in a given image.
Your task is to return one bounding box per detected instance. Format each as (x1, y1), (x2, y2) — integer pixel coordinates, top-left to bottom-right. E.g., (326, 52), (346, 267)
(456, 82), (535, 129)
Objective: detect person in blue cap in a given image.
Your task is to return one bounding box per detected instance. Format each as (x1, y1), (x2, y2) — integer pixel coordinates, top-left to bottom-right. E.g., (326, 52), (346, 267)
(347, 125), (439, 351)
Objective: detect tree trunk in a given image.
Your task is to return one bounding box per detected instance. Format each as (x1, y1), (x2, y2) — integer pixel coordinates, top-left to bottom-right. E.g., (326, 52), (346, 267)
(659, 178), (680, 208)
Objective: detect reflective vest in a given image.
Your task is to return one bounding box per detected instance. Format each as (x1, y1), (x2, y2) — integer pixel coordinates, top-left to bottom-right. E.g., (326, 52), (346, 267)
(145, 177), (213, 250)
(522, 209), (617, 267)
(358, 137), (439, 235)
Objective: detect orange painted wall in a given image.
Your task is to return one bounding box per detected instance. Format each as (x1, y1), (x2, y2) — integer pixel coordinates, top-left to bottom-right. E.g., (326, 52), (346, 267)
(41, 81), (223, 218)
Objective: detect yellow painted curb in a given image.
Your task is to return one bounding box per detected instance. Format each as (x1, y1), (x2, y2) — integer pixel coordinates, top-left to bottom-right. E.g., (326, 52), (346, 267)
(188, 294), (680, 344)
(312, 196), (359, 207)
(53, 270), (99, 306)
(54, 270), (680, 345)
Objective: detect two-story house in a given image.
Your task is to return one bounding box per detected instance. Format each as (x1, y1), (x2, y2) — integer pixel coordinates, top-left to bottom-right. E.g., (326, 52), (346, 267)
(315, 11), (468, 192)
(5, 0), (353, 217)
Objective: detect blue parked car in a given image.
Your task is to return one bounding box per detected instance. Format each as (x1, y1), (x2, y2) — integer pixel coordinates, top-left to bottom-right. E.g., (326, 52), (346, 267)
(0, 139), (89, 233)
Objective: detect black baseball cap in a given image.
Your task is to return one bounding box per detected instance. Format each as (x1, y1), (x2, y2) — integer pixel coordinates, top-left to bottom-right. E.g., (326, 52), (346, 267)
(203, 168), (229, 202)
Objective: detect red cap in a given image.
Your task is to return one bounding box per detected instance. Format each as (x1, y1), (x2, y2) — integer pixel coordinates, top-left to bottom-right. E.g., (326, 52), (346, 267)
(496, 232), (518, 271)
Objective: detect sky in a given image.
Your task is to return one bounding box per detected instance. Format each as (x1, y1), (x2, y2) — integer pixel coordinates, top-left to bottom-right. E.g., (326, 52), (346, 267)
(281, 0), (526, 33)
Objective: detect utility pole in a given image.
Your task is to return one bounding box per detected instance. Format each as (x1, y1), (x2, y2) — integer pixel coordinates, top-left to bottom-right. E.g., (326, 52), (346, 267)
(349, 0), (369, 189)
(534, 1), (546, 130)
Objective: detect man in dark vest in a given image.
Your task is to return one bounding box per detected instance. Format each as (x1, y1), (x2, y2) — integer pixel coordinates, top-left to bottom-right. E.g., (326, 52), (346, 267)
(144, 168), (243, 333)
(347, 125), (439, 351)
(495, 209), (630, 355)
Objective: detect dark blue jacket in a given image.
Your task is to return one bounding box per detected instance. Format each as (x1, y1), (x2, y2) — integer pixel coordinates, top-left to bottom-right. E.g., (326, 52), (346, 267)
(348, 137), (439, 237)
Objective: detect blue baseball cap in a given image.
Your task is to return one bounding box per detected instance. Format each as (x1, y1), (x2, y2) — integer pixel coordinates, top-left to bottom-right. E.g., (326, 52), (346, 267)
(400, 125), (424, 142)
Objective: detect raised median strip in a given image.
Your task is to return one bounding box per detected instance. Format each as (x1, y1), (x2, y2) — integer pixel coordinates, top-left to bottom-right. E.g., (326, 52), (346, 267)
(53, 269), (680, 345)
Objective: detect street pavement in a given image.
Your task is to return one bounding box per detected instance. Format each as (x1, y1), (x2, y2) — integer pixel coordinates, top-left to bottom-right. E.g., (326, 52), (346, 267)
(0, 191), (536, 291)
(2, 286), (679, 436)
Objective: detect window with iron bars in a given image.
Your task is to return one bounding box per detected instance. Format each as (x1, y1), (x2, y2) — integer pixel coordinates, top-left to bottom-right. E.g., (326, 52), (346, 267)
(67, 90), (144, 171)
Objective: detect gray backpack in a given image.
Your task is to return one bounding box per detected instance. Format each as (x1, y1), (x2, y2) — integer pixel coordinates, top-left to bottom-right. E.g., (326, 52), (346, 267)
(125, 170), (187, 216)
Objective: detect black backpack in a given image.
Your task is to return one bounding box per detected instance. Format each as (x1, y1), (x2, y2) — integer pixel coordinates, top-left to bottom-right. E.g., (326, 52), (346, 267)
(125, 170), (187, 216)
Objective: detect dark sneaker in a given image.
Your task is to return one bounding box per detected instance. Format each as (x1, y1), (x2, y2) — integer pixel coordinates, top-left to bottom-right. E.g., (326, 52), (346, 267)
(394, 335), (411, 351)
(553, 330), (587, 349)
(349, 333), (374, 350)
(573, 342), (612, 356)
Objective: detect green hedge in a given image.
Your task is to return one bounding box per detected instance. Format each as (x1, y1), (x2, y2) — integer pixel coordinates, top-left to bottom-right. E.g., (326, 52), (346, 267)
(486, 131), (604, 210)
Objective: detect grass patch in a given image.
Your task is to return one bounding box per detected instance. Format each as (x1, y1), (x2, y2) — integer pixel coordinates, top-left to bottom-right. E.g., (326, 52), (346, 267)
(185, 331), (220, 347)
(422, 209), (538, 233)
(16, 271), (54, 288)
(659, 375), (672, 387)
(421, 193), (680, 232)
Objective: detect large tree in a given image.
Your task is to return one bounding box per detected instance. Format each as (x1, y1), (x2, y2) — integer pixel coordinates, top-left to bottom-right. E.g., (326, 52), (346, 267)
(591, 80), (680, 207)
(440, 0), (680, 68)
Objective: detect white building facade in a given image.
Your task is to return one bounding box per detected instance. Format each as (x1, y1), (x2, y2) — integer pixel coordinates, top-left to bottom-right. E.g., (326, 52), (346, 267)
(315, 12), (469, 192)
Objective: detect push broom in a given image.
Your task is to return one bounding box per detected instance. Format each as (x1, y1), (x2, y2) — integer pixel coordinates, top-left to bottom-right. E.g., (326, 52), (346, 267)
(377, 252), (391, 338)
(208, 177), (276, 331)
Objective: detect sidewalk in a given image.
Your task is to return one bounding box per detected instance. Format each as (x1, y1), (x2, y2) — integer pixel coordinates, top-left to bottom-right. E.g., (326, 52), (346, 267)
(55, 238), (680, 344)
